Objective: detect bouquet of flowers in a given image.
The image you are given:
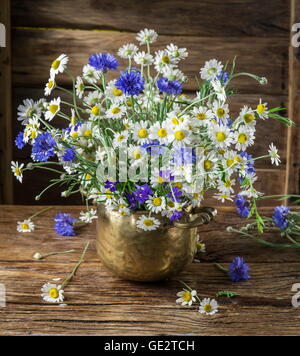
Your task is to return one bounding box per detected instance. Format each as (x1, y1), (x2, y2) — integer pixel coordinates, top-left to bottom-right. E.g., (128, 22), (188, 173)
(12, 28), (293, 232)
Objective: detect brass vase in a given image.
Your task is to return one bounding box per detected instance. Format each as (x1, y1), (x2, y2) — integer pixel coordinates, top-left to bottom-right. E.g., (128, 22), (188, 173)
(96, 204), (217, 282)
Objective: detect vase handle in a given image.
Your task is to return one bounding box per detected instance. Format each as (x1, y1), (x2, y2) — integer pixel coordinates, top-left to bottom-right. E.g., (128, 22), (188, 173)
(174, 207), (217, 229)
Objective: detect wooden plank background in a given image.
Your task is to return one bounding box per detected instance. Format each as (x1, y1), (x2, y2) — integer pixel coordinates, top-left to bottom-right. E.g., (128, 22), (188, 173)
(3, 0), (296, 205)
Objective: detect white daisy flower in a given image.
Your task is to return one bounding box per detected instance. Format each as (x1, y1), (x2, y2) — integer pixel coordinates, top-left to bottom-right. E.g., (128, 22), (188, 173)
(213, 192), (234, 203)
(44, 75), (56, 96)
(79, 209), (98, 223)
(154, 50), (177, 73)
(45, 97), (61, 121)
(268, 143), (281, 166)
(161, 66), (186, 82)
(168, 125), (191, 147)
(211, 101), (230, 122)
(222, 150), (239, 175)
(239, 106), (256, 127)
(189, 192), (204, 208)
(199, 298), (219, 315)
(128, 145), (144, 162)
(133, 121), (151, 144)
(149, 121), (169, 144)
(17, 99), (41, 124)
(133, 51), (154, 66)
(122, 118), (134, 131)
(176, 289), (197, 306)
(218, 177), (236, 194)
(146, 195), (166, 213)
(166, 112), (190, 130)
(136, 215), (161, 231)
(117, 43), (139, 59)
(41, 283), (64, 303)
(192, 106), (214, 126)
(17, 219), (35, 232)
(234, 126), (255, 151)
(105, 80), (126, 102)
(209, 124), (234, 149)
(166, 43), (188, 61)
(50, 54), (69, 76)
(106, 104), (126, 119)
(136, 28), (158, 45)
(82, 64), (101, 84)
(23, 116), (41, 142)
(112, 131), (129, 147)
(75, 76), (85, 99)
(83, 90), (102, 107)
(88, 104), (104, 118)
(203, 152), (219, 177)
(256, 99), (269, 119)
(211, 80), (226, 102)
(200, 59), (223, 81)
(11, 161), (24, 183)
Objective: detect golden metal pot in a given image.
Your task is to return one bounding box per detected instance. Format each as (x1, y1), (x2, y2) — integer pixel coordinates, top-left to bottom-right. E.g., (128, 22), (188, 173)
(96, 205), (217, 282)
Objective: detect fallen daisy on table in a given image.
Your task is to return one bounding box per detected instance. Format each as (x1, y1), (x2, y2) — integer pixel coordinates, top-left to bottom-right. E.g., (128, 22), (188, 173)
(199, 298), (219, 315)
(16, 207), (52, 233)
(79, 209), (98, 223)
(41, 241), (90, 304)
(176, 289), (198, 306)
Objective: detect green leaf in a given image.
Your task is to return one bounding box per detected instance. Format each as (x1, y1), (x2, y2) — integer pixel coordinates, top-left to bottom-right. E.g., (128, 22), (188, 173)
(216, 291), (239, 298)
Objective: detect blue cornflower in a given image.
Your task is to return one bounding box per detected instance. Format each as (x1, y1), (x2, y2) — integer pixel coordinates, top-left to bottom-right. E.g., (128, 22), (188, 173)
(141, 140), (166, 156)
(240, 152), (256, 174)
(235, 194), (250, 218)
(104, 180), (119, 192)
(167, 187), (182, 202)
(170, 210), (184, 222)
(89, 53), (118, 72)
(272, 206), (290, 230)
(217, 70), (229, 85)
(54, 212), (77, 236)
(115, 70), (144, 96)
(228, 257), (250, 282)
(32, 132), (56, 162)
(15, 131), (26, 149)
(173, 147), (196, 165)
(62, 147), (76, 162)
(126, 192), (138, 210)
(133, 184), (153, 204)
(156, 77), (182, 95)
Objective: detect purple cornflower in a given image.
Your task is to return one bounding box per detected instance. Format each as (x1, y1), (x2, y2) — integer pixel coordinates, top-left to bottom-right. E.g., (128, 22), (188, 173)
(133, 184), (153, 204)
(228, 257), (250, 282)
(235, 194), (250, 218)
(156, 77), (182, 95)
(173, 147), (196, 165)
(115, 70), (144, 96)
(141, 140), (166, 156)
(104, 180), (119, 192)
(167, 187), (182, 202)
(89, 53), (118, 72)
(126, 192), (138, 210)
(54, 212), (77, 236)
(240, 152), (256, 174)
(32, 132), (56, 162)
(62, 147), (76, 162)
(170, 210), (184, 221)
(272, 206), (290, 230)
(15, 131), (26, 149)
(217, 71), (229, 85)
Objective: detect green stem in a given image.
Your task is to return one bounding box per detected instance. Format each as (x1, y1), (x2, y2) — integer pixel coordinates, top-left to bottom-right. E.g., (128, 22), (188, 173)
(214, 263), (229, 273)
(29, 206), (52, 220)
(61, 242), (90, 289)
(34, 249), (75, 260)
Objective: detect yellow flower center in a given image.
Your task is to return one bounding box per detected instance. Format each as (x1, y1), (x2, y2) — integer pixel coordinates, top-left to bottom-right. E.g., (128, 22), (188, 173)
(218, 149), (225, 155)
(47, 80), (54, 89)
(144, 219), (154, 227)
(226, 159), (234, 167)
(51, 60), (60, 70)
(111, 107), (121, 115)
(157, 176), (164, 184)
(157, 128), (167, 138)
(216, 131), (226, 142)
(153, 197), (162, 206)
(208, 67), (217, 75)
(113, 87), (123, 96)
(193, 193), (199, 199)
(203, 304), (212, 313)
(234, 155), (242, 163)
(224, 180), (232, 188)
(79, 83), (84, 91)
(30, 130), (37, 139)
(21, 223), (29, 230)
(182, 291), (192, 302)
(162, 55), (171, 64)
(257, 104), (266, 114)
(174, 130), (186, 141)
(105, 190), (112, 199)
(84, 129), (92, 137)
(133, 149), (141, 160)
(138, 129), (148, 138)
(216, 108), (225, 118)
(173, 182), (183, 189)
(126, 100), (133, 107)
(49, 288), (59, 299)
(197, 113), (206, 120)
(118, 135), (125, 142)
(171, 118), (179, 125)
(204, 160), (212, 170)
(85, 174), (92, 180)
(244, 113), (255, 123)
(91, 106), (100, 115)
(15, 168), (22, 176)
(71, 131), (79, 139)
(49, 104), (58, 115)
(167, 201), (175, 208)
(238, 133), (247, 143)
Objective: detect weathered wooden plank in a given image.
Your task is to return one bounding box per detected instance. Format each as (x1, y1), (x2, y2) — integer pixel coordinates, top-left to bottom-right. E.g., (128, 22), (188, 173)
(0, 0), (13, 204)
(11, 0), (290, 37)
(286, 0), (300, 197)
(12, 29), (288, 94)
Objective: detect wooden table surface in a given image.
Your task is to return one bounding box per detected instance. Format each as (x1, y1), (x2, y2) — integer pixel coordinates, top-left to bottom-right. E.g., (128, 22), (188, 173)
(1, 205), (300, 336)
